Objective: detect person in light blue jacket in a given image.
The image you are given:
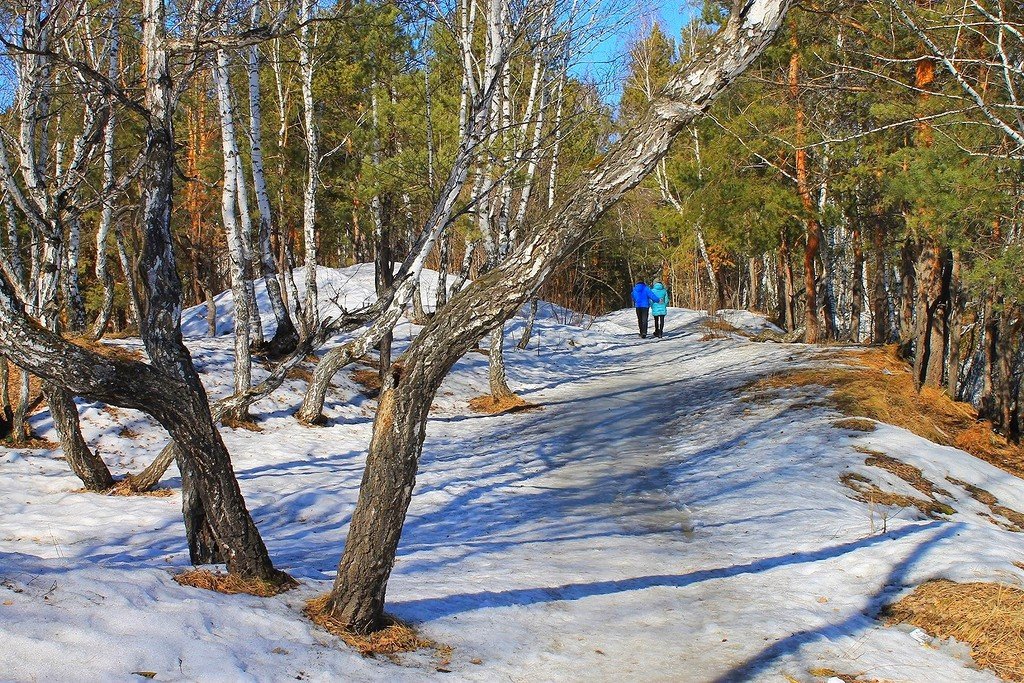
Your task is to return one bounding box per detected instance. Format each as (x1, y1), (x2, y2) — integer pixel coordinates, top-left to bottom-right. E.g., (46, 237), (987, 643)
(631, 279), (664, 338)
(650, 281), (668, 337)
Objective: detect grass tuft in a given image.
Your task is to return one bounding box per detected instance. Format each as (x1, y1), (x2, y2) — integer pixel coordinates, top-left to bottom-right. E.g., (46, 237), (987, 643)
(304, 594), (443, 659)
(467, 394), (541, 415)
(351, 369), (383, 398)
(881, 579), (1024, 682)
(220, 416), (264, 432)
(832, 417), (877, 432)
(807, 667), (885, 682)
(172, 569), (295, 597)
(104, 477), (174, 498)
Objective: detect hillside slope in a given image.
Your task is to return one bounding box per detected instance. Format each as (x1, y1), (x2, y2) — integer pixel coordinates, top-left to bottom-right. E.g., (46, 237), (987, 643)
(0, 267), (1021, 682)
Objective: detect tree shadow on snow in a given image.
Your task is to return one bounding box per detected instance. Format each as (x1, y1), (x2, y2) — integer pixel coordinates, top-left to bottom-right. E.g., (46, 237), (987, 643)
(390, 521), (952, 623)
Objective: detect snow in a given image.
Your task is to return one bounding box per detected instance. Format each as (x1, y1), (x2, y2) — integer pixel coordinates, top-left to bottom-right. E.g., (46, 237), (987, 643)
(2, 265), (1021, 682)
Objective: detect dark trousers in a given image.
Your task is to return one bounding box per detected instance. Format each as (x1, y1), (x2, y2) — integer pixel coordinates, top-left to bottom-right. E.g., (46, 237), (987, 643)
(654, 314), (665, 337)
(635, 307), (650, 337)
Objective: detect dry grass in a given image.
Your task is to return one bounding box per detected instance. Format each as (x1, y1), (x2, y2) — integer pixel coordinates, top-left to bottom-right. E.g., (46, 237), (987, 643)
(467, 394), (541, 415)
(118, 425), (140, 439)
(65, 336), (145, 364)
(173, 569), (294, 597)
(104, 477), (174, 498)
(807, 667), (887, 682)
(840, 472), (956, 519)
(7, 436), (58, 449)
(285, 365), (315, 384)
(881, 579), (1024, 682)
(749, 346), (1024, 479)
(704, 318), (743, 334)
(304, 594), (446, 660)
(220, 416), (264, 432)
(833, 418), (877, 432)
(858, 449), (951, 498)
(947, 477), (1024, 532)
(351, 369), (383, 397)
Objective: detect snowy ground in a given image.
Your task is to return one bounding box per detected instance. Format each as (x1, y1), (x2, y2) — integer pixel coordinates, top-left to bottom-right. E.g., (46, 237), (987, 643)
(2, 265), (1023, 682)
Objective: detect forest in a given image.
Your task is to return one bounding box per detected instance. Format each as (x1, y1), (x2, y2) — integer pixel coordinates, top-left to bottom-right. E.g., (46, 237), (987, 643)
(0, 0), (1022, 678)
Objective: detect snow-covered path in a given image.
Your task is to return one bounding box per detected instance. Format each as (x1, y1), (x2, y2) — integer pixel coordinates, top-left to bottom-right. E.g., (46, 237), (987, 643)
(1, 282), (1023, 682)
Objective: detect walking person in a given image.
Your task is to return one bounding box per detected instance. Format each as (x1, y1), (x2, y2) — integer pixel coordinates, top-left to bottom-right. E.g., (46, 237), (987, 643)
(631, 279), (663, 338)
(650, 280), (668, 337)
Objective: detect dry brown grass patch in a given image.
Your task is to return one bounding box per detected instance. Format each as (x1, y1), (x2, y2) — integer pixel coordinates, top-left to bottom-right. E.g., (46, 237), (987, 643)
(220, 416), (264, 432)
(807, 668), (886, 683)
(833, 417), (877, 432)
(858, 450), (951, 498)
(285, 365), (315, 384)
(749, 346), (1024, 479)
(947, 477), (1024, 532)
(118, 425), (140, 439)
(304, 594), (446, 660)
(173, 569), (294, 597)
(467, 394), (541, 415)
(880, 579), (1024, 682)
(351, 369), (383, 397)
(104, 477), (174, 498)
(704, 318), (743, 334)
(66, 336), (145, 364)
(840, 472), (955, 518)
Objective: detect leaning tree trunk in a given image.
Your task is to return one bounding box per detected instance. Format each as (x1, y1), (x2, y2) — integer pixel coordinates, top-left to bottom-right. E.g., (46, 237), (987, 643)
(321, 0), (792, 633)
(517, 298), (539, 349)
(44, 384), (114, 491)
(246, 0), (297, 356)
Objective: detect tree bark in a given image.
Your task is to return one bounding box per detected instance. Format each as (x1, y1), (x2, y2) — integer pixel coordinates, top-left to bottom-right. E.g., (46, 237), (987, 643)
(870, 218), (888, 344)
(323, 0), (792, 632)
(44, 384), (114, 491)
(850, 225), (864, 342)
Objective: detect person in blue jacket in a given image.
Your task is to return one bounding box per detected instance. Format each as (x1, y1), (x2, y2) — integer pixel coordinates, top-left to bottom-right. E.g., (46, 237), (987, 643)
(650, 280), (668, 337)
(631, 279), (664, 338)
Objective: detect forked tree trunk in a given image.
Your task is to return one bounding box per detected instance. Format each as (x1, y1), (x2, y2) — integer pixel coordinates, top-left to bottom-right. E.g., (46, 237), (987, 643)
(322, 0), (791, 632)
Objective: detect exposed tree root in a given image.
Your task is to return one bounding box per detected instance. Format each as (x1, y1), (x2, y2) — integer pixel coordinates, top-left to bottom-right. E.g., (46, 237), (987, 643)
(304, 594), (448, 661)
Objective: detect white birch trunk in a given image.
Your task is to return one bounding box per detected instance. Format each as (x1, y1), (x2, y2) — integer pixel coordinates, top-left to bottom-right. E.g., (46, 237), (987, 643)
(214, 45), (254, 415)
(298, 0), (320, 333)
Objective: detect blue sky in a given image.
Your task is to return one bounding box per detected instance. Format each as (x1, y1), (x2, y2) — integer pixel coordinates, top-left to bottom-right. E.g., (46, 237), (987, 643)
(573, 0), (699, 105)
